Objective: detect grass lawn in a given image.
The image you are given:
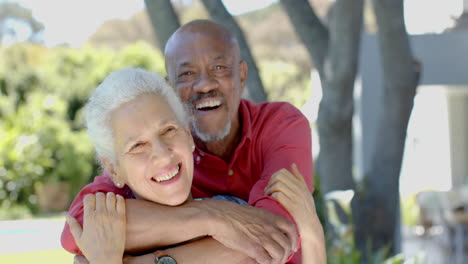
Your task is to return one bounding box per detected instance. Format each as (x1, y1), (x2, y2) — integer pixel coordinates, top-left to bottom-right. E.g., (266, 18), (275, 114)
(0, 249), (74, 264)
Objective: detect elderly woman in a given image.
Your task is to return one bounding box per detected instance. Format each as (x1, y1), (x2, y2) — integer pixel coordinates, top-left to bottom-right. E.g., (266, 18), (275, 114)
(66, 67), (194, 263)
(66, 68), (325, 264)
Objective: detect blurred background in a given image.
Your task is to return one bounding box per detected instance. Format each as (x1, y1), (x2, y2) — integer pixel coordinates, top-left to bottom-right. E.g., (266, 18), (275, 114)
(0, 0), (467, 263)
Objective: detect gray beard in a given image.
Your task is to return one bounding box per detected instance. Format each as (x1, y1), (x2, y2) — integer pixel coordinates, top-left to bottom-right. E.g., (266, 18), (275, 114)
(191, 117), (232, 142)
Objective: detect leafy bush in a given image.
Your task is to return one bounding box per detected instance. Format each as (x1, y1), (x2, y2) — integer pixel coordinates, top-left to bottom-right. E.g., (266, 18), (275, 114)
(0, 91), (94, 212)
(260, 60), (311, 108)
(0, 42), (166, 215)
(401, 194), (419, 227)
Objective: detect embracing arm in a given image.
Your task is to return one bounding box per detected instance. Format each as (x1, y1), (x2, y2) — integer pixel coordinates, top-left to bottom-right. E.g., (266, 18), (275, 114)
(73, 198), (296, 264)
(61, 176), (211, 254)
(123, 237), (255, 264)
(124, 199), (210, 253)
(65, 177), (297, 264)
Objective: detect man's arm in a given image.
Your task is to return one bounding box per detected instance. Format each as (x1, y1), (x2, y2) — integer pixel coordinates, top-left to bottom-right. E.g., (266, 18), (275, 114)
(123, 237), (256, 264)
(63, 176), (297, 263)
(125, 198), (297, 263)
(62, 176), (215, 254)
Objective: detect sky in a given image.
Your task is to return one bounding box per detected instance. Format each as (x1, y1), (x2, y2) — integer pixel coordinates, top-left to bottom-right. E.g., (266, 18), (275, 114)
(9, 0), (277, 47)
(8, 0), (466, 47)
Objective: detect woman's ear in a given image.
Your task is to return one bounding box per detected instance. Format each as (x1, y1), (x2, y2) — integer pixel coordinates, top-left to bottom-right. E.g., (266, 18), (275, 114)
(101, 157), (125, 189)
(185, 127), (195, 152)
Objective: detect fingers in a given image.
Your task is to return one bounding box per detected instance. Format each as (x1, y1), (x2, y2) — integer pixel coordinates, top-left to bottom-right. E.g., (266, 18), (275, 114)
(291, 163), (306, 184)
(116, 194), (125, 215)
(67, 215), (83, 241)
(83, 192), (124, 218)
(267, 180), (296, 201)
(95, 192), (106, 212)
(106, 192), (116, 211)
(269, 214), (298, 253)
(239, 227), (291, 264)
(266, 165), (310, 200)
(265, 230), (292, 264)
(83, 194), (96, 220)
(249, 245), (271, 264)
(267, 169), (295, 190)
(271, 191), (293, 210)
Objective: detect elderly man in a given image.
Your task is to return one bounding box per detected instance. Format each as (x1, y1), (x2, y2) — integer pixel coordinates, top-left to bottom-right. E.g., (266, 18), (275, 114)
(62, 19), (323, 264)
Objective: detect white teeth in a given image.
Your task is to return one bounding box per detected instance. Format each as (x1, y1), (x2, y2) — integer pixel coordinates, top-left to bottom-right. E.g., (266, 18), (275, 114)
(154, 165), (179, 182)
(195, 100), (221, 110)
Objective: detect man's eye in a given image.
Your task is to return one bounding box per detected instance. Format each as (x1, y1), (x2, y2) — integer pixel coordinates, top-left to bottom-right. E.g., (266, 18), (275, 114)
(180, 71), (193, 77)
(214, 65), (225, 70)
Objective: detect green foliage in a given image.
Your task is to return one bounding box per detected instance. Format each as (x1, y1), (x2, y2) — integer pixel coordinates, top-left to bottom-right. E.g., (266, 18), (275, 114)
(324, 194), (425, 264)
(0, 203), (32, 220)
(312, 171), (327, 231)
(401, 194), (419, 227)
(0, 42), (166, 216)
(260, 60), (311, 108)
(0, 91), (94, 212)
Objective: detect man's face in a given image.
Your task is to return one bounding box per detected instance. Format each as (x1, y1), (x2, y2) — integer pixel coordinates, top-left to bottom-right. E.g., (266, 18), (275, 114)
(166, 33), (246, 142)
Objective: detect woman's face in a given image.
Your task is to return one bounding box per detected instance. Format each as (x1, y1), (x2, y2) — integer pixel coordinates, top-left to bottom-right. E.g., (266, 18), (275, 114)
(105, 93), (194, 206)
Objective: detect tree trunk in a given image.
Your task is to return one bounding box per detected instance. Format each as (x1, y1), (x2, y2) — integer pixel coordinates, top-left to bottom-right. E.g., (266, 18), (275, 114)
(201, 0), (267, 102)
(351, 0), (417, 258)
(144, 0), (180, 50)
(279, 0), (328, 75)
(281, 0), (363, 193)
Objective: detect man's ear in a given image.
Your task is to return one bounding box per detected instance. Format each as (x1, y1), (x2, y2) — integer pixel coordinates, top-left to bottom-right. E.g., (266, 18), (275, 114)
(101, 157), (125, 188)
(239, 60), (248, 94)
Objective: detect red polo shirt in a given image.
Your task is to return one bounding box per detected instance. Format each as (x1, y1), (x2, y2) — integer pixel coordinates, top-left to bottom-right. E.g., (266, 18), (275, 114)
(61, 99), (313, 263)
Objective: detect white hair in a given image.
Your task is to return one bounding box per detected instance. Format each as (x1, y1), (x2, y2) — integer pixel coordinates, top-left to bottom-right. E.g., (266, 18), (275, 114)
(85, 67), (188, 166)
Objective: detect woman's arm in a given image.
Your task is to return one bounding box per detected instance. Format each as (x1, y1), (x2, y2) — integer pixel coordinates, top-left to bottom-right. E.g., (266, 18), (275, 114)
(265, 164), (327, 264)
(122, 237), (256, 264)
(67, 192), (126, 264)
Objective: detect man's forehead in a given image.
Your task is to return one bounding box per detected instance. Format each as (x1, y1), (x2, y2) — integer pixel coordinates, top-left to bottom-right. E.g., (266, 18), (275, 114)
(167, 37), (235, 66)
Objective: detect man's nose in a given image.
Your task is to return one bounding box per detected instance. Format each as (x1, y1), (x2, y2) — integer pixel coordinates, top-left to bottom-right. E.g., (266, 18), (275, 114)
(193, 72), (218, 94)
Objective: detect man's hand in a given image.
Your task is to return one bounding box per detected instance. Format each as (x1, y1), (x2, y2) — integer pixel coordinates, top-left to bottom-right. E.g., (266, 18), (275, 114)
(199, 199), (298, 264)
(67, 192), (126, 264)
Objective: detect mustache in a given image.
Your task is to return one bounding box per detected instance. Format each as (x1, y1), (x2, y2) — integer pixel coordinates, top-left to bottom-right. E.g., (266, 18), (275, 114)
(189, 91), (224, 105)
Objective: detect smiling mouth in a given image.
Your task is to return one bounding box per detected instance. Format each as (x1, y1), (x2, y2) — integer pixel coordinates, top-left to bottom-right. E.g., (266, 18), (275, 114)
(152, 164), (180, 182)
(195, 99), (222, 111)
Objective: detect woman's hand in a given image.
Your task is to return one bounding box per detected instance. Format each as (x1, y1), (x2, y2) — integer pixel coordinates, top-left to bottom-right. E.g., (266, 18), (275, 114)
(265, 164), (326, 264)
(67, 192), (126, 264)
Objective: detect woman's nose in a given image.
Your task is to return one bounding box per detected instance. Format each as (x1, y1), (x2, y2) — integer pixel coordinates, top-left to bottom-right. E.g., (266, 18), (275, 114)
(151, 139), (172, 161)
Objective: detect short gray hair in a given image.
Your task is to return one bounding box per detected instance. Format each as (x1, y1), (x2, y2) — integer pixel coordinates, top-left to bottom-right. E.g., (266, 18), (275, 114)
(85, 67), (188, 165)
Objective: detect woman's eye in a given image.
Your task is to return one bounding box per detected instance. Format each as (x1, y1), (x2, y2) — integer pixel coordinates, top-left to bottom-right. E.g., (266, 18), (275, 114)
(130, 142), (145, 151)
(164, 126), (177, 135)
